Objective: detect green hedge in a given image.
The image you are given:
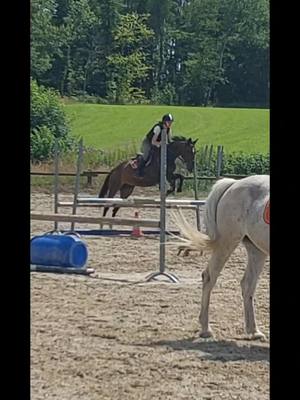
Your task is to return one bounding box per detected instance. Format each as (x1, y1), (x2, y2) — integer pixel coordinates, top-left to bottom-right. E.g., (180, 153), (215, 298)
(221, 152), (269, 175)
(195, 146), (269, 176)
(31, 79), (75, 161)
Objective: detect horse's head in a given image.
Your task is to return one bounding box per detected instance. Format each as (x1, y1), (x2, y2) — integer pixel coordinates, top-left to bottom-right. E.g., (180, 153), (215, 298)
(170, 137), (198, 173)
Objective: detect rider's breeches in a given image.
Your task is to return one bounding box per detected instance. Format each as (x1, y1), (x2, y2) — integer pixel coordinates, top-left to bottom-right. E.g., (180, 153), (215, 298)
(140, 139), (152, 161)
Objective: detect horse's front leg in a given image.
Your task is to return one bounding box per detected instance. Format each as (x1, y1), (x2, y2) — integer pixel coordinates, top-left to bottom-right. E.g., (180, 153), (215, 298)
(173, 173), (184, 193)
(166, 174), (176, 196)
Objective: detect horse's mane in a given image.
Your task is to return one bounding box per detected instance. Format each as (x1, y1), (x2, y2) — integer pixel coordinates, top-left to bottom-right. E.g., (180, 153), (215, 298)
(172, 135), (189, 142)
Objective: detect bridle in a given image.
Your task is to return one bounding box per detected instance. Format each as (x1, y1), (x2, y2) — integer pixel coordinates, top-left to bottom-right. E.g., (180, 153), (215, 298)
(167, 141), (194, 166)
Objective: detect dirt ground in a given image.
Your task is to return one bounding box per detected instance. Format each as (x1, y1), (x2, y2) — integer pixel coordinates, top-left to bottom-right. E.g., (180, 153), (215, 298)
(31, 188), (269, 400)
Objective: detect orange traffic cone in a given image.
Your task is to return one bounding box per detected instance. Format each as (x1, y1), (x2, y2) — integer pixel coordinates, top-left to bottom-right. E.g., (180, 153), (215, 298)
(131, 211), (144, 238)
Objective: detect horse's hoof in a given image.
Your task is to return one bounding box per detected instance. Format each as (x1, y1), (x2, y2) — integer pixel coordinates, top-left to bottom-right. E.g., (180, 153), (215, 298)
(251, 331), (266, 341)
(200, 330), (213, 339)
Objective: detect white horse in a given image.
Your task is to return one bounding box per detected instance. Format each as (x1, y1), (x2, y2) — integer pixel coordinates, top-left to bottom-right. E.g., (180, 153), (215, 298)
(173, 175), (269, 340)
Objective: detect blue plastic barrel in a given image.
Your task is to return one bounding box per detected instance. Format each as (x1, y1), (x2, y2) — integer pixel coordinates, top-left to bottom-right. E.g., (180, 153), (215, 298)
(30, 234), (88, 268)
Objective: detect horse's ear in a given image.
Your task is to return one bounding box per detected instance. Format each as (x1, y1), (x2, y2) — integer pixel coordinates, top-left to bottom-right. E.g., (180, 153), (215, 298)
(192, 139), (198, 146)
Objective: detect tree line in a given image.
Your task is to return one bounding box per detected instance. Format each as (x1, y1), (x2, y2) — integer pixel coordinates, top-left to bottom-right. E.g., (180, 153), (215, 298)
(31, 0), (269, 107)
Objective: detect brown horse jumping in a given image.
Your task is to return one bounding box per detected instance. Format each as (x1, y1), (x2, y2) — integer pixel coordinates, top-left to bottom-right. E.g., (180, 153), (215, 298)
(98, 136), (198, 217)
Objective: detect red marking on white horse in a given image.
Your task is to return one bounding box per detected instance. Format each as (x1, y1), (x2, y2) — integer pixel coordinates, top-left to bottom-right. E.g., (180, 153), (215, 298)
(263, 200), (270, 224)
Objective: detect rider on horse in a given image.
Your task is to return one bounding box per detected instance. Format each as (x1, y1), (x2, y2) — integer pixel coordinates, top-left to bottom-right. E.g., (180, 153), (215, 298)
(138, 113), (174, 177)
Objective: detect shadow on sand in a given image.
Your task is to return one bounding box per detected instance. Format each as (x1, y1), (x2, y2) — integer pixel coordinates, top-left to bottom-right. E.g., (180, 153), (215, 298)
(136, 337), (269, 362)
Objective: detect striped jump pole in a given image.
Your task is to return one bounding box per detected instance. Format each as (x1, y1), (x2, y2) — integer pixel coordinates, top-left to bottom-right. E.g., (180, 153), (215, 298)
(70, 197), (206, 207)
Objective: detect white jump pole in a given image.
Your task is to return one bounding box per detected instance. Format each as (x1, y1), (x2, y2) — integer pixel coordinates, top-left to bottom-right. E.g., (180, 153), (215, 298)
(146, 128), (179, 283)
(73, 198), (206, 206)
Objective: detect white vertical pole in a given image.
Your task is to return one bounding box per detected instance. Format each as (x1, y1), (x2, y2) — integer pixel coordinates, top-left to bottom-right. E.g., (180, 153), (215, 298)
(53, 139), (59, 232)
(159, 127), (167, 273)
(193, 153), (201, 231)
(146, 127), (178, 282)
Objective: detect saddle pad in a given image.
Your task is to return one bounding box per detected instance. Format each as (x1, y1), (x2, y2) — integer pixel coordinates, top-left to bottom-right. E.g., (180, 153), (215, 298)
(129, 158), (151, 169)
(129, 159), (138, 169)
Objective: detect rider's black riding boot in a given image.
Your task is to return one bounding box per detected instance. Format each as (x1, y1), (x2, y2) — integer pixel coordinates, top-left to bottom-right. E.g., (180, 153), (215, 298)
(138, 160), (146, 177)
(138, 159), (146, 177)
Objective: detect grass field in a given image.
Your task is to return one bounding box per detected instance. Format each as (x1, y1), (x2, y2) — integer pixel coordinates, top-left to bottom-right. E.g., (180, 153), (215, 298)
(65, 103), (269, 154)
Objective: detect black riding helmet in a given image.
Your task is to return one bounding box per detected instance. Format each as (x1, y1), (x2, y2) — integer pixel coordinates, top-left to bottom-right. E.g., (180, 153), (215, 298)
(162, 113), (174, 123)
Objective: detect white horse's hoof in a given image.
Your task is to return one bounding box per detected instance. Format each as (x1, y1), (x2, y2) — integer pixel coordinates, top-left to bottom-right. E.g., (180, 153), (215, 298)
(200, 330), (213, 338)
(251, 331), (266, 341)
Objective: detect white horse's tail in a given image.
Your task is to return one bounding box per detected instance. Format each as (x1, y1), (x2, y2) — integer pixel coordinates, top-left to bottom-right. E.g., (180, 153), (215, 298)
(170, 178), (237, 253)
(171, 209), (214, 253)
(204, 178), (236, 240)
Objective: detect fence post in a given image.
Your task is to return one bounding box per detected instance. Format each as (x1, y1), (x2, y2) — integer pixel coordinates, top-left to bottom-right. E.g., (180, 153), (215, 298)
(216, 145), (224, 179)
(207, 144), (214, 174)
(71, 139), (84, 231)
(193, 153), (201, 231)
(87, 171), (92, 186)
(202, 145), (208, 174)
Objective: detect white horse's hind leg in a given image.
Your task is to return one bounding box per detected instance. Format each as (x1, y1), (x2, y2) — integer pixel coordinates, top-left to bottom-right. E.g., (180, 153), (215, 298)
(241, 237), (267, 340)
(199, 241), (239, 338)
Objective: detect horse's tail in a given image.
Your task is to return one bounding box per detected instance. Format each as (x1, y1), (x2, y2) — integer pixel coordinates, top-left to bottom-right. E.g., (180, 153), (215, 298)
(170, 178), (236, 252)
(98, 172), (111, 198)
(171, 209), (214, 253)
(204, 178), (236, 240)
